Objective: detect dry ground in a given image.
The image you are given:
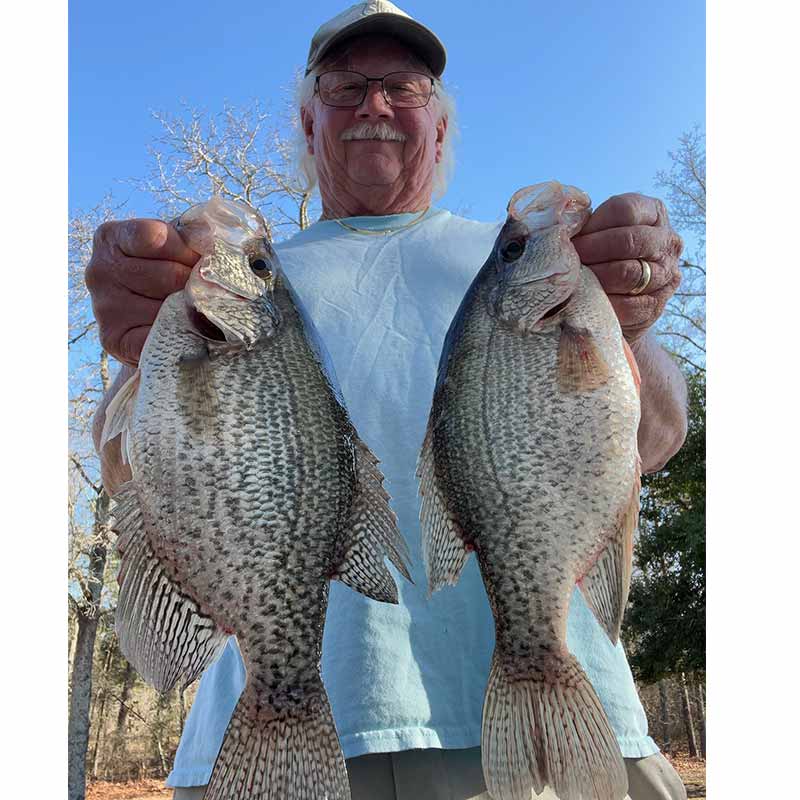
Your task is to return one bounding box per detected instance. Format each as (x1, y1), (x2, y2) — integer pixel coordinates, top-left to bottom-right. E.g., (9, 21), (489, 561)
(86, 754), (707, 800)
(669, 752), (707, 799)
(86, 779), (172, 800)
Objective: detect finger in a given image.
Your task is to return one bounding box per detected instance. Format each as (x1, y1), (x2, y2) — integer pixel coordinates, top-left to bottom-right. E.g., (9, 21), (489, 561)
(94, 292), (164, 359)
(579, 193), (667, 235)
(573, 225), (682, 265)
(109, 257), (193, 300)
(607, 282), (676, 336)
(586, 259), (672, 295)
(608, 293), (661, 329)
(117, 326), (152, 368)
(117, 218), (200, 264)
(93, 290), (164, 330)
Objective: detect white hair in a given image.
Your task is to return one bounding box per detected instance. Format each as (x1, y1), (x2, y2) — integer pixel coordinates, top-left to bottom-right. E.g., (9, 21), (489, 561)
(292, 62), (459, 202)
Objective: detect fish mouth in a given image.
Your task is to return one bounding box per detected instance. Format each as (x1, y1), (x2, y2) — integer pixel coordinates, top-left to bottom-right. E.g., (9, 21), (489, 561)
(188, 308), (227, 342)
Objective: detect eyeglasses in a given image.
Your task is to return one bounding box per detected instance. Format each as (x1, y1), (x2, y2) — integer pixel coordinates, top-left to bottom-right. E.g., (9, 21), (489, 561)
(315, 70), (435, 109)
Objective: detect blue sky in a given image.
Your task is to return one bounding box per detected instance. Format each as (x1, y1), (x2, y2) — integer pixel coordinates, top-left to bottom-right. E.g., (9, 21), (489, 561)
(69, 0), (705, 230)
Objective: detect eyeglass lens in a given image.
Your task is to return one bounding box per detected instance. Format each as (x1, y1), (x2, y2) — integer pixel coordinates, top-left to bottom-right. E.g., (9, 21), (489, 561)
(317, 71), (433, 108)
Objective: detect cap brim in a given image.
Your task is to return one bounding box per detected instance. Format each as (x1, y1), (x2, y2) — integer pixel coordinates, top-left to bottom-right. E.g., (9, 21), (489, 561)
(306, 14), (446, 78)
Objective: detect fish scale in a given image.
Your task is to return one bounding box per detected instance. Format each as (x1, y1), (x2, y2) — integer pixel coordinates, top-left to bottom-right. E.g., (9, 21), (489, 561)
(101, 197), (411, 800)
(419, 181), (641, 800)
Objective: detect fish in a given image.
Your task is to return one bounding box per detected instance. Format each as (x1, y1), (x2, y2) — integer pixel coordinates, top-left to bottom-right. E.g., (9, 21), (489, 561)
(100, 196), (411, 800)
(417, 181), (641, 800)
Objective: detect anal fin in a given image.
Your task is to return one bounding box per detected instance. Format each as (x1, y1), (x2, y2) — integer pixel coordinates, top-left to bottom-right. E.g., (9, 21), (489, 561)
(417, 412), (471, 596)
(329, 436), (412, 604)
(111, 482), (229, 692)
(578, 473), (641, 644)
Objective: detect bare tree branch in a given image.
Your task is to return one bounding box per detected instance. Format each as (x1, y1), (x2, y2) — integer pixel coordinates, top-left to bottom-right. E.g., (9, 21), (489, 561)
(656, 329), (706, 354)
(681, 261), (705, 275)
(69, 321), (97, 347)
(654, 127), (706, 370)
(665, 308), (706, 336)
(668, 350), (706, 374)
(70, 455), (102, 495)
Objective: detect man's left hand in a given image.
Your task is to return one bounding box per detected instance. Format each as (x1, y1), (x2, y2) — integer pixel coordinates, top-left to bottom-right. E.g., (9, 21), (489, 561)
(572, 193), (683, 343)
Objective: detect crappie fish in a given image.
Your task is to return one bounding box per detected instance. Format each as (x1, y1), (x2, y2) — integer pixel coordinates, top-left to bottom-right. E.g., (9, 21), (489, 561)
(417, 182), (641, 800)
(100, 197), (411, 800)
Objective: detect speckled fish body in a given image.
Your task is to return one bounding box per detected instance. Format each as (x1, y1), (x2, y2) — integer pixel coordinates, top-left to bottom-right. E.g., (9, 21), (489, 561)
(102, 197), (410, 800)
(418, 182), (641, 800)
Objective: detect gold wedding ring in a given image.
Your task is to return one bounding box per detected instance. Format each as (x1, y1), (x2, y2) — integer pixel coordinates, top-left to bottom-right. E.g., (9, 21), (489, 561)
(630, 258), (652, 295)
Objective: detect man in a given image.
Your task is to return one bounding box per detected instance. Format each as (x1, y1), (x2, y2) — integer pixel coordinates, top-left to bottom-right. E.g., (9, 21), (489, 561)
(86, 3), (690, 799)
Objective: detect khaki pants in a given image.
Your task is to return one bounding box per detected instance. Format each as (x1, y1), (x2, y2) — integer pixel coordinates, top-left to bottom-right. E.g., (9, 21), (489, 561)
(172, 749), (690, 799)
(172, 747), (490, 799)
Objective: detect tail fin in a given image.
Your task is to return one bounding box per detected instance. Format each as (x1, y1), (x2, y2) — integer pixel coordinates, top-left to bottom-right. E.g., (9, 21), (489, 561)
(482, 652), (627, 800)
(205, 686), (350, 800)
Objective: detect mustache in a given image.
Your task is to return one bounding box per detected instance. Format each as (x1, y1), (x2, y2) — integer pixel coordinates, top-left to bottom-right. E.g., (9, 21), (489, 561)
(340, 122), (407, 142)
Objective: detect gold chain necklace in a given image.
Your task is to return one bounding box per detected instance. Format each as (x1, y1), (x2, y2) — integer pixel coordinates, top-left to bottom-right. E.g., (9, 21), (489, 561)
(332, 207), (431, 236)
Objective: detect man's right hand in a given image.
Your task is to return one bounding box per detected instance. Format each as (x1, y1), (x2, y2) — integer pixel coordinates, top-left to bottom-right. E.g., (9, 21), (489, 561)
(85, 218), (200, 367)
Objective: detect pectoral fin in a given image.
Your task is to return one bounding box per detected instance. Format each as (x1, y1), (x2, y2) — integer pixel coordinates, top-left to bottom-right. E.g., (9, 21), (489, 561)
(100, 369), (141, 465)
(578, 472), (641, 644)
(557, 323), (610, 392)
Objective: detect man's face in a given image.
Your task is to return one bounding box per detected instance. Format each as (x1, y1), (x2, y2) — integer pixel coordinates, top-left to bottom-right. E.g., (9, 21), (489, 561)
(301, 36), (447, 211)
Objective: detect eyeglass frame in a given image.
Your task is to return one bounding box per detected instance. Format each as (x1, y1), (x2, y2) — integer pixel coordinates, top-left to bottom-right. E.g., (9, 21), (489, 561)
(313, 70), (436, 109)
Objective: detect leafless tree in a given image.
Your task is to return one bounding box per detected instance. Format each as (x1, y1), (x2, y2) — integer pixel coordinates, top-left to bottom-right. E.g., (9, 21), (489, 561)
(679, 671), (699, 757)
(68, 196), (124, 800)
(655, 126), (706, 373)
(136, 99), (315, 236)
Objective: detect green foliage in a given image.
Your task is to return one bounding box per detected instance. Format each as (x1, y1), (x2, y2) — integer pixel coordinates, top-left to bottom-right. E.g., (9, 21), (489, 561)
(623, 369), (705, 683)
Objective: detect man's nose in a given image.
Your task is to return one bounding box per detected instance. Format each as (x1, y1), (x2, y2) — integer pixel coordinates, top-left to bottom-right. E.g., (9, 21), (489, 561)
(355, 82), (394, 119)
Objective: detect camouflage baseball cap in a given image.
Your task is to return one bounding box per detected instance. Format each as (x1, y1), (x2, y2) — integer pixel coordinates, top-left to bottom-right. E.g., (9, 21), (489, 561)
(305, 1), (447, 77)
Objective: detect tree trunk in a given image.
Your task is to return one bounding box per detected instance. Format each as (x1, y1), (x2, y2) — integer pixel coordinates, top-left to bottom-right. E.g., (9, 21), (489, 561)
(692, 673), (706, 758)
(68, 612), (100, 800)
(109, 660), (137, 776)
(299, 190), (311, 230)
(658, 679), (671, 753)
(67, 492), (110, 800)
(151, 691), (171, 777)
(679, 671), (699, 757)
(68, 609), (79, 680)
(89, 642), (115, 779)
(178, 688), (186, 731)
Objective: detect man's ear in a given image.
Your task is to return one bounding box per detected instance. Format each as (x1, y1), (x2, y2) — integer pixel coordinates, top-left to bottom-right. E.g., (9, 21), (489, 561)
(301, 107), (315, 155)
(435, 114), (448, 163)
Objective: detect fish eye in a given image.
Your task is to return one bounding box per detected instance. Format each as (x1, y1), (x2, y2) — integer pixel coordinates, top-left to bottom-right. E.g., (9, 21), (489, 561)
(250, 258), (271, 274)
(501, 239), (526, 262)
